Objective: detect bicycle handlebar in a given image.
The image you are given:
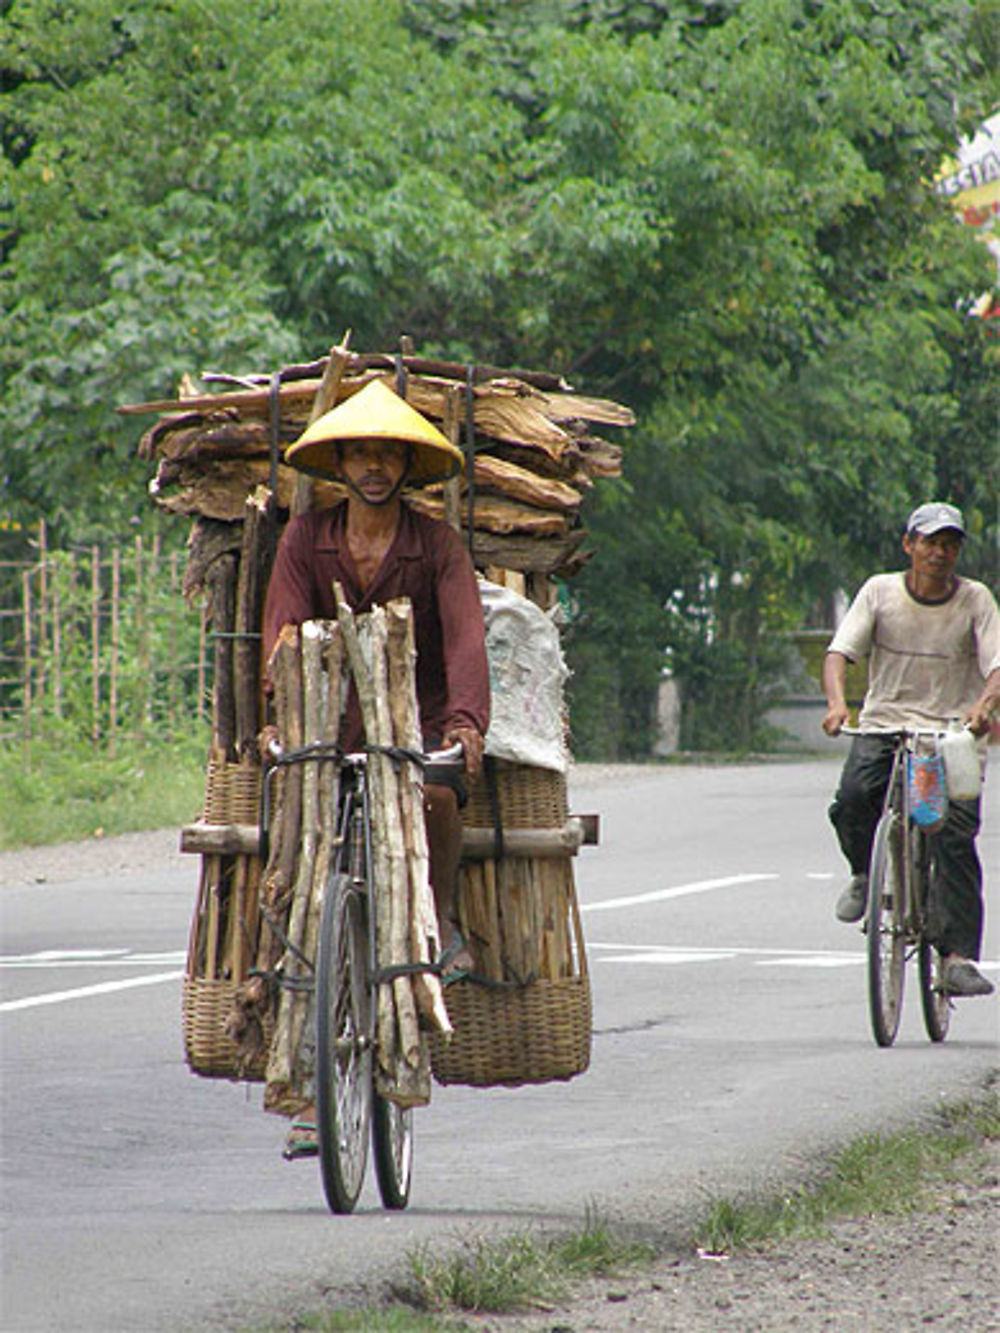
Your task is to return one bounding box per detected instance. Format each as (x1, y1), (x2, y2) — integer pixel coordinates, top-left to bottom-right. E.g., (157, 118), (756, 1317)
(265, 737), (464, 767)
(837, 724), (971, 742)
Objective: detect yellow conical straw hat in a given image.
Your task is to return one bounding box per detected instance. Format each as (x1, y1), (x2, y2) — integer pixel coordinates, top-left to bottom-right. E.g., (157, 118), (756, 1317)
(285, 378), (463, 485)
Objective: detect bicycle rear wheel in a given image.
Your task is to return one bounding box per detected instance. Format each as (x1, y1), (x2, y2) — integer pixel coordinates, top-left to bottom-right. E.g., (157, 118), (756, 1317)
(866, 810), (906, 1047)
(372, 1094), (413, 1210)
(913, 830), (950, 1043)
(316, 870), (372, 1213)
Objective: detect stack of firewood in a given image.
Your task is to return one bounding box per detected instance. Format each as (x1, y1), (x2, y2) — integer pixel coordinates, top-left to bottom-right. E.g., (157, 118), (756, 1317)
(122, 340), (633, 594)
(249, 598), (449, 1114)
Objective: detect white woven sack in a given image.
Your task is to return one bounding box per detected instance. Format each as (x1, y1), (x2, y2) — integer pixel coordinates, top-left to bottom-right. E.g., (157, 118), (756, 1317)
(478, 579), (568, 773)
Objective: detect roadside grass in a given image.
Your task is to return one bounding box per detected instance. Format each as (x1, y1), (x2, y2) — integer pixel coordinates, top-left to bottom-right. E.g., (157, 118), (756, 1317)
(694, 1088), (999, 1255)
(0, 733), (207, 849)
(399, 1210), (654, 1316)
(253, 1090), (997, 1332)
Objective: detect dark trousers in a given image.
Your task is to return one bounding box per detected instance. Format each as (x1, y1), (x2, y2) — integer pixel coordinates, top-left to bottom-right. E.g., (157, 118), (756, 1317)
(829, 735), (984, 960)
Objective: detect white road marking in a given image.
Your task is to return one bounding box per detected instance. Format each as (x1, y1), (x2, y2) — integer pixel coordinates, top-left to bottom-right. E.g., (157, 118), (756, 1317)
(0, 950), (186, 968)
(599, 951), (737, 966)
(582, 873), (779, 913)
(588, 941), (998, 971)
(0, 971), (184, 1013)
(759, 956), (864, 969)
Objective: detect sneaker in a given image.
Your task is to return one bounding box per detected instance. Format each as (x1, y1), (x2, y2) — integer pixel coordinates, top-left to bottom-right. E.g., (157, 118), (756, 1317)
(835, 873), (868, 923)
(941, 960), (995, 998)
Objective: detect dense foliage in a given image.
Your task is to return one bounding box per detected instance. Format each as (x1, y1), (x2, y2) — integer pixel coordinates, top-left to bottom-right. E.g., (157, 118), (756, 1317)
(3, 0), (997, 753)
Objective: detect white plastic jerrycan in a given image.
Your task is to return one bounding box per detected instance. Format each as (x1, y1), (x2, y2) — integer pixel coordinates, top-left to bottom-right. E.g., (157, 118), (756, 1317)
(940, 722), (982, 800)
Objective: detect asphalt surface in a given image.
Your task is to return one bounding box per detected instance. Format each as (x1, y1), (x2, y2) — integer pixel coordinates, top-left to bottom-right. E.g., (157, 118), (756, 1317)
(1, 755), (997, 1331)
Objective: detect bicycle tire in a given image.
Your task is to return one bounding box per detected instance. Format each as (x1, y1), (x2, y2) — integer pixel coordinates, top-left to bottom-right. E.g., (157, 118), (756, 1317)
(912, 830), (950, 1043)
(372, 1093), (413, 1210)
(316, 869), (373, 1214)
(866, 809), (906, 1047)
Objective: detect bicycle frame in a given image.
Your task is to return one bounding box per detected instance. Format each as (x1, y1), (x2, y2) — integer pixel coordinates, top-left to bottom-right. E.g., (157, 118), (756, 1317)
(863, 728), (951, 1046)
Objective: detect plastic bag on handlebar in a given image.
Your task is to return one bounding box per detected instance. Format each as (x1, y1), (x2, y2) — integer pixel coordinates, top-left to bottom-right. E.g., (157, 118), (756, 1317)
(907, 750), (948, 831)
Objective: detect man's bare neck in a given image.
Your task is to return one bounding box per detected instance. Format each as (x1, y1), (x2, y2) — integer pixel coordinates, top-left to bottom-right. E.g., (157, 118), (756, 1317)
(345, 495), (402, 542)
(905, 569), (956, 603)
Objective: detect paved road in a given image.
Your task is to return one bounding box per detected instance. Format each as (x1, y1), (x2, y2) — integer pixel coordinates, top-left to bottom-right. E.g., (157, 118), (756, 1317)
(2, 757), (997, 1332)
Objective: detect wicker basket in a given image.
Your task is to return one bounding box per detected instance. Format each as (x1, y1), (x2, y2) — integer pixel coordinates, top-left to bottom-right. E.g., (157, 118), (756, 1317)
(182, 977), (272, 1081)
(429, 974), (591, 1087)
(203, 756), (261, 825)
(183, 758), (268, 1080)
(463, 759), (568, 830)
(431, 778), (592, 1088)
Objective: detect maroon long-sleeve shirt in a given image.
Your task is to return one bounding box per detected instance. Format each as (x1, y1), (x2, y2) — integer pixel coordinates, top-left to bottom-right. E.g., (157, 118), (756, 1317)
(262, 502), (490, 748)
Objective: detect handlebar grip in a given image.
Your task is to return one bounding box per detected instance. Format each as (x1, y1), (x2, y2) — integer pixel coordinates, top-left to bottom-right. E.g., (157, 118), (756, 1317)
(425, 742), (464, 765)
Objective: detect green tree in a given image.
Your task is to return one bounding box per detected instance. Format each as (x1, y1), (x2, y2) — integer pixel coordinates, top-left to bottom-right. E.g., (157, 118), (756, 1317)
(2, 0), (996, 753)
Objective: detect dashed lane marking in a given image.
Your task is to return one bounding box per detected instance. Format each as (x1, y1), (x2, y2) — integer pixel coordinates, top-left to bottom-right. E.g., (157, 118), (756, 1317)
(0, 971), (184, 1013)
(581, 873), (779, 914)
(0, 949), (186, 968)
(588, 941), (864, 967)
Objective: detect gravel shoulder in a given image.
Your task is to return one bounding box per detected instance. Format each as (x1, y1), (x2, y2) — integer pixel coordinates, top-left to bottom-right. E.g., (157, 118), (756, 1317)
(468, 1143), (1000, 1333)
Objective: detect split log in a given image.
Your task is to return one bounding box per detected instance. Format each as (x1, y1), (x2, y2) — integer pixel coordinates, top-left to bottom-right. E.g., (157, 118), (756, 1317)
(292, 625), (345, 1099)
(469, 454), (582, 513)
(333, 589), (396, 1086)
(386, 599), (451, 1038)
(292, 332), (352, 517)
(265, 621), (324, 1114)
(368, 608), (423, 1082)
(261, 626), (303, 917)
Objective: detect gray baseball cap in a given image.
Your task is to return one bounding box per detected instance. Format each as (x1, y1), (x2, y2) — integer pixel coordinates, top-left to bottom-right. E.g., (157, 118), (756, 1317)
(906, 502), (966, 537)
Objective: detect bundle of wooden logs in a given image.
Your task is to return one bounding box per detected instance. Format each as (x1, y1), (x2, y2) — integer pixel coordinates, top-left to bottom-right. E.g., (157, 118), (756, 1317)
(254, 596), (450, 1112)
(122, 338), (634, 607)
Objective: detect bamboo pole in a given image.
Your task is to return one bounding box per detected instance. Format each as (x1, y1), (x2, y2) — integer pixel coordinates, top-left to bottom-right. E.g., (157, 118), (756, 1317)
(441, 383), (463, 534)
(110, 546), (120, 756)
(91, 546), (100, 742)
(135, 535), (150, 735)
(51, 557), (62, 720)
(21, 567), (32, 744)
(168, 551), (179, 730)
(37, 520), (47, 719)
(197, 603), (207, 723)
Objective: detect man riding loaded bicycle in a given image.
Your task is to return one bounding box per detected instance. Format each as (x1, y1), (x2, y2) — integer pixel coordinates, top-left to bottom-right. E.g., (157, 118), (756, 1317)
(262, 378), (490, 1157)
(822, 502), (1000, 999)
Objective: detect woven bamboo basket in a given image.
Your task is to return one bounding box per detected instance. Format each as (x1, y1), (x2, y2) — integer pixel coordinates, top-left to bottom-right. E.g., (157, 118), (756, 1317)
(432, 762), (592, 1087)
(182, 757), (269, 1080)
(202, 755), (262, 825)
(463, 758), (568, 830)
(182, 976), (272, 1080)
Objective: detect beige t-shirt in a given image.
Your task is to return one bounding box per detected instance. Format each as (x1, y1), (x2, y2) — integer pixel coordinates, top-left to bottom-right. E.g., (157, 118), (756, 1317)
(828, 573), (1000, 732)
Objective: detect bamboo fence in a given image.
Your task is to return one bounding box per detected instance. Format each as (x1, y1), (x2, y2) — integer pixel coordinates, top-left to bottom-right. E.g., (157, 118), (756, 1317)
(0, 520), (208, 747)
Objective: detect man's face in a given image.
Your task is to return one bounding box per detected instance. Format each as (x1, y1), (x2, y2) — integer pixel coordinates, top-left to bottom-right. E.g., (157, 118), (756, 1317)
(338, 439), (410, 505)
(902, 529), (963, 582)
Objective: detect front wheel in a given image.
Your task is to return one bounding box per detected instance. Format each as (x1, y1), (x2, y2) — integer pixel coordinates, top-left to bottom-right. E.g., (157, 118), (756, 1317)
(913, 831), (950, 1043)
(316, 870), (372, 1214)
(918, 939), (950, 1043)
(372, 1094), (413, 1210)
(866, 810), (906, 1047)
